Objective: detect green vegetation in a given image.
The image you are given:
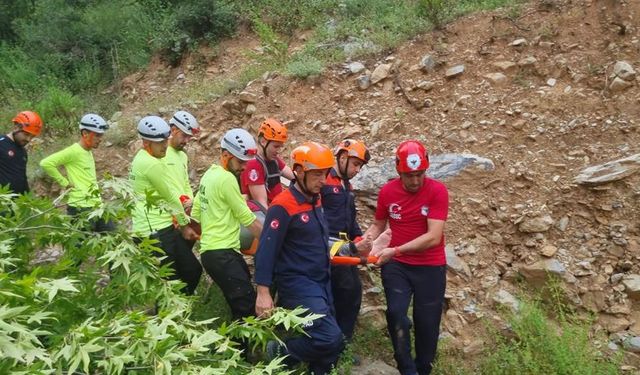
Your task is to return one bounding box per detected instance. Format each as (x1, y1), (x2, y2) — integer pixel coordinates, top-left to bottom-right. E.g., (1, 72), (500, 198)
(330, 277), (621, 375)
(0, 0), (528, 135)
(430, 281), (621, 375)
(0, 182), (318, 373)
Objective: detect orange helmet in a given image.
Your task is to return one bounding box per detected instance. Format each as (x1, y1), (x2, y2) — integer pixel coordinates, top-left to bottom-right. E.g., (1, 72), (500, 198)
(258, 118), (288, 142)
(396, 140), (429, 173)
(12, 111), (43, 136)
(291, 141), (334, 171)
(334, 139), (370, 163)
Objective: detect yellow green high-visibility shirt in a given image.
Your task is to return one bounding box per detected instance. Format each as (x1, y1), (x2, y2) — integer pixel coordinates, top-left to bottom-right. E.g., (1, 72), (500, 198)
(163, 146), (193, 199)
(39, 142), (101, 208)
(192, 164), (256, 252)
(130, 149), (188, 237)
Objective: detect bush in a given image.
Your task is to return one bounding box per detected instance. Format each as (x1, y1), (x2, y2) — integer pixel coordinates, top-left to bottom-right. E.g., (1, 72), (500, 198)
(417, 0), (450, 29)
(479, 300), (620, 375)
(233, 0), (333, 35)
(34, 87), (85, 136)
(0, 181), (318, 373)
(286, 53), (324, 78)
(153, 0), (238, 66)
(16, 0), (155, 91)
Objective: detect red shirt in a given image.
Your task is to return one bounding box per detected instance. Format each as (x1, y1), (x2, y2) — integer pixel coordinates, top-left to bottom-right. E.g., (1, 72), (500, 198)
(375, 177), (449, 266)
(240, 157), (286, 204)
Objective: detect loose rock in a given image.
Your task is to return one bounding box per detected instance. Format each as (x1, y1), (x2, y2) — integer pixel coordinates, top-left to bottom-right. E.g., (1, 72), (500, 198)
(371, 64), (392, 84)
(519, 215), (554, 233)
(485, 73), (508, 86)
(574, 154), (640, 186)
(445, 65), (465, 78)
(612, 61), (636, 81)
(419, 54), (438, 72)
(347, 61), (366, 75)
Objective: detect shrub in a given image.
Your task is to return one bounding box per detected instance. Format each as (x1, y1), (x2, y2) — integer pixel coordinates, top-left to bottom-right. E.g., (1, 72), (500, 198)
(417, 0), (451, 29)
(479, 300), (620, 375)
(286, 53), (324, 78)
(34, 87), (85, 136)
(15, 0), (155, 91)
(153, 0), (238, 66)
(0, 181), (318, 373)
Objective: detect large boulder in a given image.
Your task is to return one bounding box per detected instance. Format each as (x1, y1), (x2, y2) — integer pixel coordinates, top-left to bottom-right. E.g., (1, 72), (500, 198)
(574, 154), (640, 186)
(351, 153), (494, 194)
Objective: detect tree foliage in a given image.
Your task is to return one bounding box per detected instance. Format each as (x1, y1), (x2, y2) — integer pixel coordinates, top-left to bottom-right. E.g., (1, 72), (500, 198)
(0, 182), (316, 373)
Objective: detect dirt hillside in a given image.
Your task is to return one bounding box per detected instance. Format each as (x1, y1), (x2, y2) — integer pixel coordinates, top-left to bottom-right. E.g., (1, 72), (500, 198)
(75, 0), (640, 368)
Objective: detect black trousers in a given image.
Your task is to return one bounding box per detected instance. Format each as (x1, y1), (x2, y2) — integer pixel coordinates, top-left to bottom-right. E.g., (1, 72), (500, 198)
(381, 261), (446, 375)
(147, 225), (202, 295)
(67, 205), (116, 233)
(330, 264), (362, 341)
(200, 249), (256, 320)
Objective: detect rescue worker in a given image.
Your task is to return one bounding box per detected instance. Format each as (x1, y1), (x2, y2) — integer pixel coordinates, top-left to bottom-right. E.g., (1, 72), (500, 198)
(164, 110), (200, 233)
(240, 118), (294, 210)
(191, 128), (263, 321)
(255, 141), (344, 375)
(365, 140), (449, 375)
(40, 113), (114, 232)
(0, 111), (43, 195)
(164, 110), (199, 202)
(130, 116), (202, 295)
(321, 139), (371, 342)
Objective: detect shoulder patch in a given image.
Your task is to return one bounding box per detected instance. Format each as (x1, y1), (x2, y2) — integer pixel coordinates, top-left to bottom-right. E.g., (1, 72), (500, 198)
(249, 169), (259, 182)
(270, 218), (280, 229)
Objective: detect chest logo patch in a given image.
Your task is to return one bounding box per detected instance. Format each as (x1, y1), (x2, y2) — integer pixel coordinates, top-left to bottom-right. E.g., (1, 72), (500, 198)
(7, 150), (14, 157)
(389, 203), (402, 220)
(333, 187), (339, 194)
(249, 169), (259, 182)
(300, 213), (310, 223)
(270, 219), (280, 229)
(421, 205), (430, 216)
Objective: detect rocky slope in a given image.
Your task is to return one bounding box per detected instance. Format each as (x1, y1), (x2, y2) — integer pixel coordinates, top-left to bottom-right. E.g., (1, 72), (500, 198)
(78, 0), (640, 369)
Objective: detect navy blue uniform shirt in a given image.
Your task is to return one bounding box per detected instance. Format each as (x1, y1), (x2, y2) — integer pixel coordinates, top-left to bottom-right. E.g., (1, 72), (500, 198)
(0, 135), (29, 194)
(320, 168), (362, 240)
(254, 184), (331, 296)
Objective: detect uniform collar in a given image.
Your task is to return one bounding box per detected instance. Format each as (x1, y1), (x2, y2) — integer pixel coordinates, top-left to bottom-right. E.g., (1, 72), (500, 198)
(329, 167), (341, 180)
(289, 181), (319, 206)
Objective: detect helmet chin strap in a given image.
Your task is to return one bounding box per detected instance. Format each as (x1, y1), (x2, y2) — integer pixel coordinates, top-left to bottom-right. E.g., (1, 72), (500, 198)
(221, 153), (231, 171)
(338, 153), (350, 182)
(260, 139), (271, 161)
(293, 171), (316, 200)
(81, 132), (96, 149)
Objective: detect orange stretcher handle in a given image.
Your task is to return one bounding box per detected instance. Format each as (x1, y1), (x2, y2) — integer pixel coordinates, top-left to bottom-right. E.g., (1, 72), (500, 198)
(330, 256), (379, 266)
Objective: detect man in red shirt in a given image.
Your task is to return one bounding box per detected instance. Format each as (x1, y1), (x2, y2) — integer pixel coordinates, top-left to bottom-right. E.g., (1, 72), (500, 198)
(240, 118), (294, 210)
(365, 140), (449, 375)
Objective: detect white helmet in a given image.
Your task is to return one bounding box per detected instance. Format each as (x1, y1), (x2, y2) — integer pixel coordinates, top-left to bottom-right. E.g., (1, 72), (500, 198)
(221, 128), (257, 161)
(169, 110), (199, 136)
(137, 116), (170, 142)
(79, 113), (108, 134)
